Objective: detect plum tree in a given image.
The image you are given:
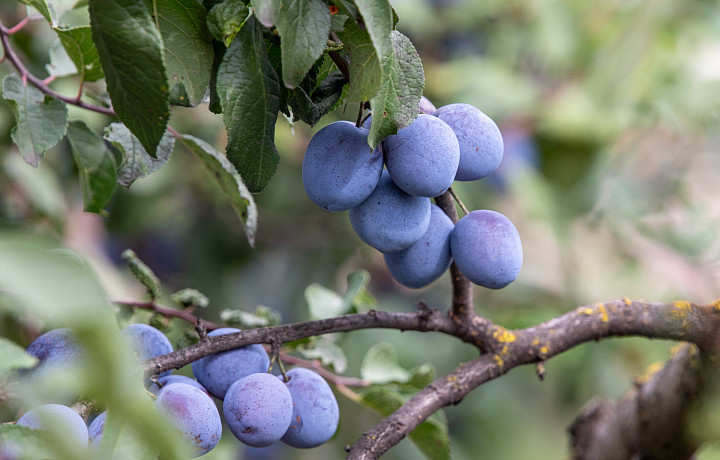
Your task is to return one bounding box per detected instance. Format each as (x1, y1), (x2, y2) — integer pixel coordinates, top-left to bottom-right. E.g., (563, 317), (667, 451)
(451, 210), (523, 289)
(383, 114), (460, 197)
(349, 171), (431, 253)
(383, 204), (455, 288)
(16, 404), (89, 448)
(121, 324), (174, 378)
(223, 373), (293, 448)
(280, 368), (339, 448)
(434, 103), (504, 181)
(302, 121), (383, 212)
(155, 383), (222, 457)
(190, 327), (269, 399)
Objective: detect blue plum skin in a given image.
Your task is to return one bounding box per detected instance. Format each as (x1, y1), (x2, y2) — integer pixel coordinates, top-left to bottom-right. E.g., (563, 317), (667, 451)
(191, 328), (269, 400)
(280, 368), (339, 448)
(155, 383), (222, 457)
(418, 95), (436, 114)
(121, 324), (174, 378)
(384, 204), (454, 289)
(149, 374), (209, 397)
(16, 404), (89, 448)
(383, 114), (460, 197)
(450, 210), (522, 289)
(434, 103), (504, 181)
(223, 373), (293, 448)
(87, 411), (107, 447)
(349, 171), (431, 254)
(21, 328), (85, 383)
(302, 121), (383, 212)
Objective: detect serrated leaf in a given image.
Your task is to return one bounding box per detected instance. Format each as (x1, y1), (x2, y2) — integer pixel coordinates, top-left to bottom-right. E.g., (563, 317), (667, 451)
(287, 69), (345, 125)
(361, 342), (411, 384)
(359, 384), (450, 460)
(122, 249), (163, 300)
(66, 120), (117, 214)
(354, 0), (393, 61)
(207, 0), (250, 46)
(343, 269), (370, 307)
(0, 337), (38, 375)
(2, 73), (68, 167)
(104, 122), (174, 187)
(330, 13), (348, 32)
(251, 0), (277, 28)
(46, 38), (79, 78)
(54, 26), (104, 82)
(298, 336), (347, 373)
(170, 288), (209, 308)
(157, 0), (213, 107)
(180, 134), (258, 246)
(217, 17), (280, 193)
(367, 30), (424, 148)
(18, 0), (52, 23)
(342, 18), (381, 102)
(306, 283), (345, 320)
(274, 0), (330, 88)
(220, 305), (281, 327)
(89, 0), (169, 156)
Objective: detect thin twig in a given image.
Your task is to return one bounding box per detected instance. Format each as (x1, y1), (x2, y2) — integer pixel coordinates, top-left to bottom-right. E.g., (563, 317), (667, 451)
(448, 186), (469, 215)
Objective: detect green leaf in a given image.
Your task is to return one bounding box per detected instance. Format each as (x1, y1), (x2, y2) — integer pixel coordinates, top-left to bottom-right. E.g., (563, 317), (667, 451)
(89, 0), (169, 156)
(207, 0), (250, 46)
(104, 122), (174, 187)
(121, 249), (163, 300)
(305, 283), (345, 320)
(46, 38), (79, 78)
(359, 384), (450, 460)
(18, 0), (53, 24)
(360, 342), (411, 384)
(342, 18), (381, 102)
(170, 288), (210, 308)
(179, 134), (258, 246)
(220, 305), (282, 327)
(367, 30), (424, 148)
(2, 73), (68, 167)
(343, 269), (370, 307)
(275, 0), (331, 88)
(354, 0), (393, 62)
(287, 69), (346, 125)
(156, 0), (214, 107)
(66, 120), (117, 214)
(297, 336), (347, 373)
(0, 337), (38, 375)
(408, 363), (436, 389)
(251, 0), (277, 28)
(217, 17), (280, 193)
(54, 26), (104, 82)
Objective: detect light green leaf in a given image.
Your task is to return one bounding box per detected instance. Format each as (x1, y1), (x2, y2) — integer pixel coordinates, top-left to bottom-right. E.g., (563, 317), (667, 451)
(354, 0), (393, 61)
(251, 0), (277, 28)
(104, 122), (174, 187)
(359, 384), (450, 460)
(89, 0), (169, 156)
(305, 283), (345, 320)
(180, 134), (258, 246)
(18, 0), (53, 23)
(2, 73), (68, 167)
(121, 249), (163, 300)
(171, 288), (210, 308)
(220, 305), (282, 327)
(217, 17), (280, 193)
(157, 0), (213, 107)
(0, 337), (38, 375)
(367, 30), (424, 148)
(66, 120), (117, 214)
(46, 38), (79, 78)
(298, 336), (347, 373)
(360, 342), (411, 384)
(275, 0), (331, 88)
(207, 0), (250, 46)
(342, 18), (381, 102)
(343, 269), (370, 307)
(54, 26), (104, 82)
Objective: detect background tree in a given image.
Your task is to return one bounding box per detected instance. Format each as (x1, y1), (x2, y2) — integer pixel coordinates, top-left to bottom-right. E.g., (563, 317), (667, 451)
(1, 0), (720, 459)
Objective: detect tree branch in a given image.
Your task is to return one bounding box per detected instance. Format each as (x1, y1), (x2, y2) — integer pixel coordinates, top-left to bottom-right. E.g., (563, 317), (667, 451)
(0, 19), (117, 118)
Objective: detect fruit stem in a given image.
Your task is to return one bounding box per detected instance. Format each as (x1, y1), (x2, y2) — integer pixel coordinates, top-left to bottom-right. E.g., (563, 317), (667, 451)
(355, 102), (364, 128)
(448, 187), (469, 215)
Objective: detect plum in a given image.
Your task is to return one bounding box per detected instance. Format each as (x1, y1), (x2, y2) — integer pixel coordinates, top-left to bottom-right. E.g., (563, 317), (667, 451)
(16, 404), (89, 449)
(280, 368), (339, 448)
(121, 324), (173, 378)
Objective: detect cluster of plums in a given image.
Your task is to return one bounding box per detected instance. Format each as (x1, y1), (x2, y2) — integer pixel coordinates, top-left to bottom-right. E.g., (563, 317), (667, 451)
(302, 98), (523, 289)
(11, 325), (339, 457)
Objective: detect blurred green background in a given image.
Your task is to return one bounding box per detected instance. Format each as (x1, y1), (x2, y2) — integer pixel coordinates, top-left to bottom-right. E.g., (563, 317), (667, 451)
(2, 0), (720, 458)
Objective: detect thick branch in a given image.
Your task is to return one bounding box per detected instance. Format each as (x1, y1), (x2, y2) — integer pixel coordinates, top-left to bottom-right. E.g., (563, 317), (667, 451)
(569, 344), (720, 460)
(346, 299), (720, 459)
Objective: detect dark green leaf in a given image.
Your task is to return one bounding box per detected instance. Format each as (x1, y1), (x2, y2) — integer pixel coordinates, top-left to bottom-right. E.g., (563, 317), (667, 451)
(354, 0), (393, 60)
(217, 17), (280, 193)
(342, 18), (381, 102)
(207, 0), (250, 46)
(18, 0), (53, 23)
(288, 69), (346, 125)
(275, 0), (331, 88)
(330, 13), (348, 32)
(367, 30), (424, 148)
(359, 385), (451, 460)
(121, 249), (163, 300)
(89, 0), (169, 156)
(104, 122), (174, 187)
(2, 73), (68, 167)
(157, 0), (214, 107)
(66, 120), (117, 214)
(207, 40), (226, 114)
(360, 342), (411, 384)
(54, 26), (104, 82)
(251, 0), (277, 28)
(180, 134), (258, 246)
